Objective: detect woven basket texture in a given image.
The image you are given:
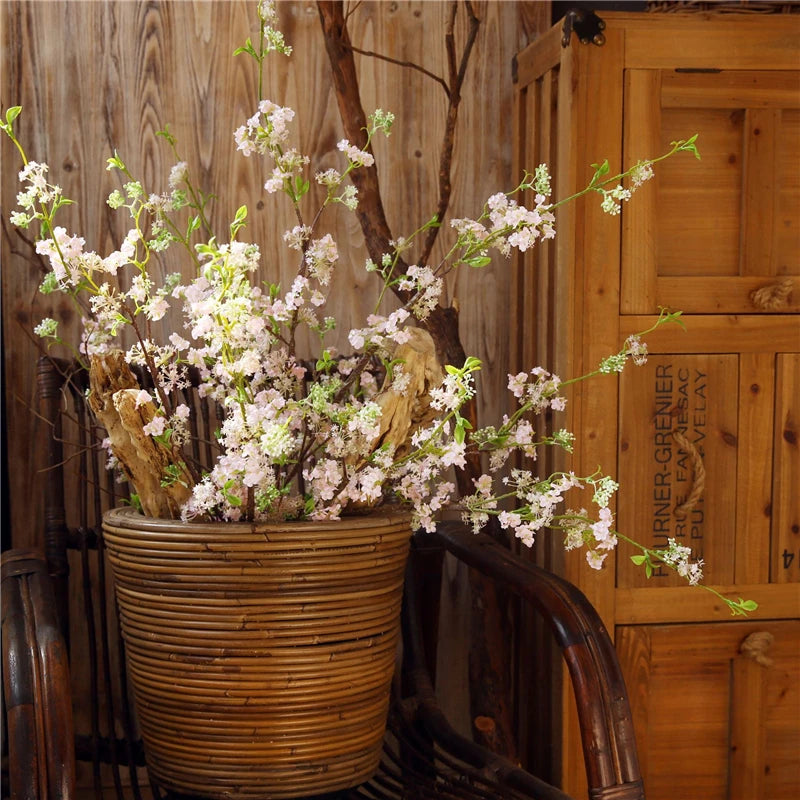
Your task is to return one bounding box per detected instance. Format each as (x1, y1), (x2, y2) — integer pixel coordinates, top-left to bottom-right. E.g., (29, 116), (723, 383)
(102, 506), (412, 799)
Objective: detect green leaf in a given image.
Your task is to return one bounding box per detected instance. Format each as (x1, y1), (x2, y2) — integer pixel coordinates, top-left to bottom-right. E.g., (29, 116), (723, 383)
(123, 494), (143, 513)
(738, 598), (759, 612)
(591, 159), (610, 180)
(674, 133), (701, 160)
(156, 125), (176, 146)
(295, 177), (310, 198)
(187, 215), (201, 236)
(463, 356), (482, 372)
(230, 205), (248, 238)
(630, 554), (647, 566)
(465, 256), (492, 268)
(106, 152), (125, 171)
(5, 105), (22, 127)
(233, 38), (257, 58)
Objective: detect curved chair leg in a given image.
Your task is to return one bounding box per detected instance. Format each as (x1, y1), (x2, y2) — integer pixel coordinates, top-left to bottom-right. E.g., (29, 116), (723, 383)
(2, 549), (76, 799)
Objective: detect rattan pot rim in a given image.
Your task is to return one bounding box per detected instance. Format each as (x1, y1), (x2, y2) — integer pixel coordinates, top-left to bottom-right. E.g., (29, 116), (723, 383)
(104, 504), (411, 536)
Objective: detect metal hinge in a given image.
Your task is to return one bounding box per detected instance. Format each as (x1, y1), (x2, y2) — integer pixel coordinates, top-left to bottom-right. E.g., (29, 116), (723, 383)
(561, 8), (606, 47)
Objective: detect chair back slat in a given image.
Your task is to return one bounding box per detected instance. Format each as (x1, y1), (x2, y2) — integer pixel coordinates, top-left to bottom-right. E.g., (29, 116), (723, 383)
(37, 356), (146, 799)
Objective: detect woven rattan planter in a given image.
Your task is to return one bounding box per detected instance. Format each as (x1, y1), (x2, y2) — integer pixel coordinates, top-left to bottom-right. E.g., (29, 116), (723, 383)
(102, 506), (412, 799)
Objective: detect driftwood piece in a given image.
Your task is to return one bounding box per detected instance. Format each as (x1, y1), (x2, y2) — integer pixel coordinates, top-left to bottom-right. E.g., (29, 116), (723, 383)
(88, 352), (192, 519)
(372, 328), (444, 459)
(344, 328), (443, 512)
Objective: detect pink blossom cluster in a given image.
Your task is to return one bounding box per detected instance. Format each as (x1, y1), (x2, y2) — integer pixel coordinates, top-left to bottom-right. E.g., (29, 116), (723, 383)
(8, 91), (683, 572)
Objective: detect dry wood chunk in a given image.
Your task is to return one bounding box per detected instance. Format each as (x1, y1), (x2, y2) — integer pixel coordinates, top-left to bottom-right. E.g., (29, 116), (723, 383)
(88, 352), (192, 519)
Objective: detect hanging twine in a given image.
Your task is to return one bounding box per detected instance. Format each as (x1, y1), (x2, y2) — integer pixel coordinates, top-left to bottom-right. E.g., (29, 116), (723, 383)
(750, 278), (794, 310)
(672, 431), (706, 520)
(739, 631), (774, 668)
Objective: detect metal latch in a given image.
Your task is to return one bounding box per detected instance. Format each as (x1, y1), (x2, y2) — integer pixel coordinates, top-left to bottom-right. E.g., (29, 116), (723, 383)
(561, 8), (606, 47)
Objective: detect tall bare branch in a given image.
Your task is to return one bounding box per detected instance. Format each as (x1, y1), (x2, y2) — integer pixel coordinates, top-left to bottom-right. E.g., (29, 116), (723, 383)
(316, 0), (519, 764)
(419, 0), (480, 266)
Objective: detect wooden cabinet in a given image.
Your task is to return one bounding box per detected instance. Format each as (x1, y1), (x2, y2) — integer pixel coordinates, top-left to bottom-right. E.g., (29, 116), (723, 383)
(512, 12), (799, 799)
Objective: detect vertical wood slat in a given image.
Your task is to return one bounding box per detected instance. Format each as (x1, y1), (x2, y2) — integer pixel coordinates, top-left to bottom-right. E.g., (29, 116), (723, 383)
(772, 354), (800, 584)
(734, 353), (775, 585)
(510, 76), (532, 384)
(621, 69), (661, 315)
(558, 27), (626, 800)
(512, 61), (561, 778)
(533, 72), (552, 391)
(729, 652), (769, 800)
(741, 108), (780, 276)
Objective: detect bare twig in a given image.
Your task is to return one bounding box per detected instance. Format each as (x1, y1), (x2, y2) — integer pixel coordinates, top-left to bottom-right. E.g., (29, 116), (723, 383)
(419, 0), (480, 266)
(344, 42), (450, 96)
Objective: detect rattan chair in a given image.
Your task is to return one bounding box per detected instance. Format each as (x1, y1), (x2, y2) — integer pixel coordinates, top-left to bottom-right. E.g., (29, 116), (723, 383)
(1, 355), (645, 800)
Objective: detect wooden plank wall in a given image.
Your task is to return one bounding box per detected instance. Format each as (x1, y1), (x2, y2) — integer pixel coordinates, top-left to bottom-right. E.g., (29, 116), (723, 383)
(1, 1), (551, 785)
(1, 0), (549, 545)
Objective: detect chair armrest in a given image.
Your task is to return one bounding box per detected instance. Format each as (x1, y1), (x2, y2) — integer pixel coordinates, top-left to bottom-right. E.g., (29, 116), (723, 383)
(420, 521), (644, 800)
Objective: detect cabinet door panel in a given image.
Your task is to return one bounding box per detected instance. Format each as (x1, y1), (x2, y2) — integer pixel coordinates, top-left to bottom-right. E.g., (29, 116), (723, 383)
(617, 621), (800, 800)
(622, 69), (800, 314)
(617, 354), (738, 588)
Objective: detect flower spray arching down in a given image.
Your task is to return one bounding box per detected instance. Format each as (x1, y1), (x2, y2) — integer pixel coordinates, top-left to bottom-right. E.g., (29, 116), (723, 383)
(1, 1), (755, 616)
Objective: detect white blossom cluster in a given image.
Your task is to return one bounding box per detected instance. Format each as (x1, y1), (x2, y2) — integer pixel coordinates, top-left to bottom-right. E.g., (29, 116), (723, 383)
(10, 100), (674, 546)
(660, 538), (704, 585)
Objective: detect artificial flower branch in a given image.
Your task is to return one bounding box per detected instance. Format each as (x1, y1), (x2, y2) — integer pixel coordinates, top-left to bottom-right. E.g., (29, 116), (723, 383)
(1, 2), (756, 614)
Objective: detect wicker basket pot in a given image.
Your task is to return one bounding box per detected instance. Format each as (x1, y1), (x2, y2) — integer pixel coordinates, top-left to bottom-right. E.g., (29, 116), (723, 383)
(102, 506), (412, 799)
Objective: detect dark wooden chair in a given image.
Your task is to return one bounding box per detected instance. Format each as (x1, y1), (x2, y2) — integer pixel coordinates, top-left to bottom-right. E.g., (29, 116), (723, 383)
(1, 355), (645, 800)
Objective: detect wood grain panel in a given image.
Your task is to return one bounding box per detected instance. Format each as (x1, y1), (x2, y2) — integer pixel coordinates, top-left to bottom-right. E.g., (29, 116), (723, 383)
(729, 654), (768, 800)
(660, 70), (800, 110)
(1, 0), (546, 543)
(742, 107), (780, 277)
(772, 354), (800, 584)
(621, 69), (660, 314)
(617, 354), (739, 588)
(615, 583), (800, 625)
(777, 108), (800, 275)
(657, 106), (744, 277)
(735, 353), (774, 585)
(614, 13), (800, 71)
(558, 28), (626, 799)
(653, 276), (800, 314)
(622, 67), (800, 313)
(619, 315), (800, 353)
(616, 620), (800, 800)
(514, 13), (800, 798)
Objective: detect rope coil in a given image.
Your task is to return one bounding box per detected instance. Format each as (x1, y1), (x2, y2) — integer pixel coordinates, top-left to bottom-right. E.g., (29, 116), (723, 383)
(750, 278), (794, 310)
(672, 431), (706, 520)
(740, 631), (774, 668)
